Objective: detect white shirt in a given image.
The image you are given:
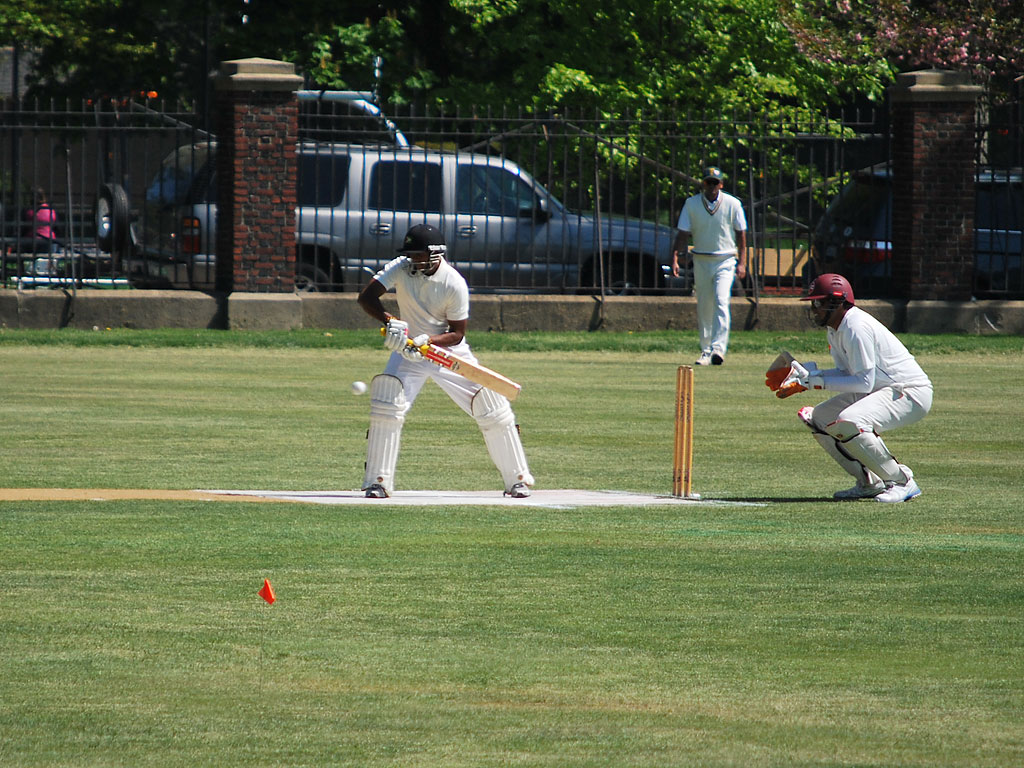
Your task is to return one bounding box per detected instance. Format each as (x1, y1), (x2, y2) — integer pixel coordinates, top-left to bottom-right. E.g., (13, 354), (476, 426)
(373, 256), (470, 337)
(677, 191), (747, 256)
(820, 306), (932, 402)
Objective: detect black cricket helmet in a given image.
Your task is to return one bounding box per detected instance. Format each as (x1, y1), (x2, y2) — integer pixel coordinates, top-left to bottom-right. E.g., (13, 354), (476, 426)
(398, 224), (446, 274)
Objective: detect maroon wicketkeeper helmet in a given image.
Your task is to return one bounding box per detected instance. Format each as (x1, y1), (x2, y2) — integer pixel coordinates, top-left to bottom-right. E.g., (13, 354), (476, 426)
(802, 273), (855, 306)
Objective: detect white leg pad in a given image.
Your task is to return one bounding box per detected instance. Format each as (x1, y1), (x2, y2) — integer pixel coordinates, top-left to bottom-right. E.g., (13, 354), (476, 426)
(812, 433), (880, 487)
(471, 387), (534, 491)
(362, 375), (407, 493)
(827, 421), (909, 485)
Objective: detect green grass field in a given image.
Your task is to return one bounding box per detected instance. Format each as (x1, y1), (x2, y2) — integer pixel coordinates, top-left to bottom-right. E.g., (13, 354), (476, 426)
(1, 328), (1022, 767)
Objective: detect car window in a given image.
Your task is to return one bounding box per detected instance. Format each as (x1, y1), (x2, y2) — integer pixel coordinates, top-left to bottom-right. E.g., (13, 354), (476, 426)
(369, 161), (442, 213)
(455, 164), (537, 216)
(298, 154), (349, 207)
(146, 144), (213, 206)
(829, 177), (891, 239)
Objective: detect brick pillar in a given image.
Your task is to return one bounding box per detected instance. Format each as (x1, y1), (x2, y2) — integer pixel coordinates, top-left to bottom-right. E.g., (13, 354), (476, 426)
(214, 58), (303, 293)
(889, 70), (982, 300)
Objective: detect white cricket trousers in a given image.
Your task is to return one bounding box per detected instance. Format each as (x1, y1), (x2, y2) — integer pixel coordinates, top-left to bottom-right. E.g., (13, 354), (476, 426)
(693, 254), (737, 356)
(809, 385), (933, 436)
(382, 340), (480, 412)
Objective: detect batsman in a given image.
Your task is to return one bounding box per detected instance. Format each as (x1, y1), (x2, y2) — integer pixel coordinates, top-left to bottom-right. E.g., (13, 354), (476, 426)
(356, 223), (534, 499)
(767, 273), (933, 503)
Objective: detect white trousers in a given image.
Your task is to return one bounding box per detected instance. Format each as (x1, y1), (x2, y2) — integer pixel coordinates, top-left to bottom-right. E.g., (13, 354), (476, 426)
(382, 340), (481, 414)
(807, 385), (932, 486)
(693, 255), (736, 355)
(807, 385), (933, 436)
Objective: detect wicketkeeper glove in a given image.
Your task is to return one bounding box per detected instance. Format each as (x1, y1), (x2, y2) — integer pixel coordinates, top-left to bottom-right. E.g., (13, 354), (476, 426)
(776, 361), (824, 398)
(765, 367), (789, 391)
(383, 318), (409, 351)
(776, 380), (807, 398)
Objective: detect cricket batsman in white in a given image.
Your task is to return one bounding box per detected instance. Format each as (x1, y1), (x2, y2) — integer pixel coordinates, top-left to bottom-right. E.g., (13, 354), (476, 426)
(767, 273), (932, 503)
(356, 223), (534, 499)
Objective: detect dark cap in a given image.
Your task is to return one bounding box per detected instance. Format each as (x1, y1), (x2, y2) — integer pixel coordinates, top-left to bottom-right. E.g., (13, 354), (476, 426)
(398, 223), (446, 253)
(702, 167), (724, 182)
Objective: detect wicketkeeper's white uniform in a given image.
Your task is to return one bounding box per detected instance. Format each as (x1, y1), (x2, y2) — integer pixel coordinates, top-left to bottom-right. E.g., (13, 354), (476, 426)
(801, 306), (932, 490)
(363, 256), (534, 495)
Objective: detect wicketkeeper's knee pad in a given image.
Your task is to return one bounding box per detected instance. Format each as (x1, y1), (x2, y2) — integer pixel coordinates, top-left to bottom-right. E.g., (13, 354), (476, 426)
(824, 418), (863, 441)
(812, 432), (877, 485)
(827, 422), (906, 484)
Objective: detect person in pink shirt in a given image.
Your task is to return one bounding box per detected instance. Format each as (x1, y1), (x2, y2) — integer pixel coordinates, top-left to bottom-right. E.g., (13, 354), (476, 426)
(26, 188), (58, 250)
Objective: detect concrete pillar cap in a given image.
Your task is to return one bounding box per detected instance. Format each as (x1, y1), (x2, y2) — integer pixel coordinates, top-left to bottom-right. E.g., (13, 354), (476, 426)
(889, 68), (982, 103)
(214, 58), (304, 92)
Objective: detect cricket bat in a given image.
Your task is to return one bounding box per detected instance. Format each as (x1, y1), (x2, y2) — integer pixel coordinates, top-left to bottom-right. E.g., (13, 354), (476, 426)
(381, 328), (522, 401)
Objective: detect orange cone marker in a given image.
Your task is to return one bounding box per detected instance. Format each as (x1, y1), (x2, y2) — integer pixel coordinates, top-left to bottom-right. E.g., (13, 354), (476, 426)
(258, 578), (276, 605)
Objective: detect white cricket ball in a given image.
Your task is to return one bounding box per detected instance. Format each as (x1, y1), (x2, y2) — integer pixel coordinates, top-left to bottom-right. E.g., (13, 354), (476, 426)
(351, 380), (368, 396)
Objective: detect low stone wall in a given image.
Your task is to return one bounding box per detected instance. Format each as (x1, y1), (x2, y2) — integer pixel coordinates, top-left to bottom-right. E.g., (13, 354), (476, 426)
(2, 289), (1023, 335)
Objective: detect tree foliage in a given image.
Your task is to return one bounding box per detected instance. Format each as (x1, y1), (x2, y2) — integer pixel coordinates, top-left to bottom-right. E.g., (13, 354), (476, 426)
(2, 0), (1020, 112)
(290, 0), (869, 115)
(1, 0), (215, 101)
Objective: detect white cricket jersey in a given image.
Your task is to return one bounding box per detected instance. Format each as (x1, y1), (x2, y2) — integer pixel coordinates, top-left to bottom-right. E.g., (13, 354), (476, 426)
(824, 306), (932, 395)
(677, 191), (747, 255)
(373, 256), (470, 337)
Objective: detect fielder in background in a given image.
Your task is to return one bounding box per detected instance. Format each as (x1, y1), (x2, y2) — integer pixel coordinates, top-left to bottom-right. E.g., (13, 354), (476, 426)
(356, 223), (534, 499)
(768, 273), (932, 503)
(671, 166), (747, 366)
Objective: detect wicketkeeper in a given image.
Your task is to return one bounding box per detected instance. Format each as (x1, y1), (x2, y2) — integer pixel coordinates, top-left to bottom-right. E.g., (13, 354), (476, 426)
(766, 273), (932, 503)
(356, 223), (534, 499)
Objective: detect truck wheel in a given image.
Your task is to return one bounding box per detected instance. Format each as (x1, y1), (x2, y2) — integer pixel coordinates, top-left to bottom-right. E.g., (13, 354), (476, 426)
(95, 183), (130, 252)
(601, 255), (661, 296)
(295, 260), (331, 292)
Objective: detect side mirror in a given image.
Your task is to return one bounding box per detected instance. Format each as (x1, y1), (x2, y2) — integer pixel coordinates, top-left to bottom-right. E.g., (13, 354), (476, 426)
(527, 196), (551, 222)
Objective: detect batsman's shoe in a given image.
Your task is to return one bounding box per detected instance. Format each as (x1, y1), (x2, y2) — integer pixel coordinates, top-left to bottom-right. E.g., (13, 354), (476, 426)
(711, 352), (725, 366)
(364, 483), (389, 499)
(695, 351), (712, 366)
(874, 477), (921, 503)
(833, 482), (886, 500)
(505, 482), (532, 499)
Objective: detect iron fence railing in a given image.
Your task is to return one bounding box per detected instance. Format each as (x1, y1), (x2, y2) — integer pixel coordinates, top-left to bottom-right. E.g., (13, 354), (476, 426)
(3, 95), (1018, 298)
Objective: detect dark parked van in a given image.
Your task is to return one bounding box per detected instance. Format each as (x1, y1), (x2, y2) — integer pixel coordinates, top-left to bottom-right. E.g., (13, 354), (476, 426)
(811, 167), (1023, 298)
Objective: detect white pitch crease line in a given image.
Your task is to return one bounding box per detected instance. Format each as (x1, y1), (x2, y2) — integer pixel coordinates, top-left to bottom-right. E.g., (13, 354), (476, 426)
(199, 489), (764, 508)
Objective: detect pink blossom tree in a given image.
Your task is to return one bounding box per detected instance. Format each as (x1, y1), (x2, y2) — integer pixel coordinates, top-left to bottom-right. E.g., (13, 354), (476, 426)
(780, 0), (1023, 101)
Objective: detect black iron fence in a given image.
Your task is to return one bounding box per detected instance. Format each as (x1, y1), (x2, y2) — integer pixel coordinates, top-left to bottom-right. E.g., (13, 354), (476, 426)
(2, 94), (1019, 298)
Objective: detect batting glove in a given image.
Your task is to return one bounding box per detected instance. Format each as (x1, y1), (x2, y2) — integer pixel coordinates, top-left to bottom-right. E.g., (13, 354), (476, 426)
(400, 334), (429, 362)
(383, 318), (409, 351)
(400, 343), (424, 362)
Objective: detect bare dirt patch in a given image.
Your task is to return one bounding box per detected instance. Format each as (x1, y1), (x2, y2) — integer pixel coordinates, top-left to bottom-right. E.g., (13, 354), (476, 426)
(0, 488), (275, 503)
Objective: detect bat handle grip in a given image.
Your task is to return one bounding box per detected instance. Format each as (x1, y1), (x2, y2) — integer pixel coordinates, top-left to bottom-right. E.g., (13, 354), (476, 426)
(381, 325), (430, 355)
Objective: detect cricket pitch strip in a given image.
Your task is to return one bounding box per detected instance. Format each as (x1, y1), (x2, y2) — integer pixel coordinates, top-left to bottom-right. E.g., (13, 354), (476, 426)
(0, 488), (759, 508)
